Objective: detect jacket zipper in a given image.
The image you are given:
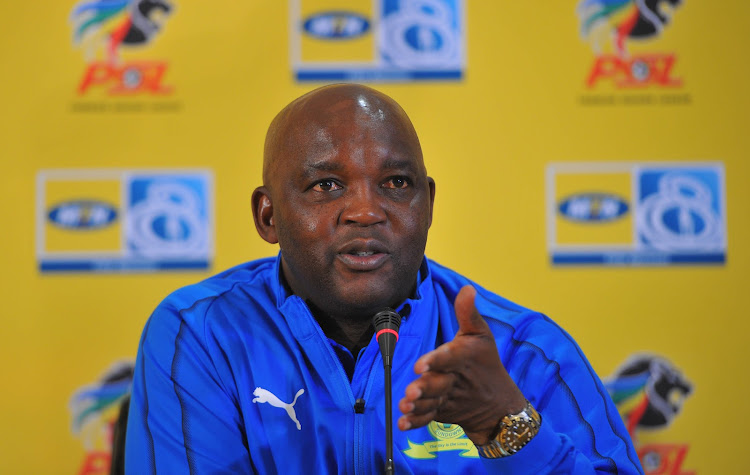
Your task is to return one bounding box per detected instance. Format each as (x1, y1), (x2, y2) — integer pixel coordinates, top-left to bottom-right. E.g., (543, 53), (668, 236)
(354, 344), (379, 475)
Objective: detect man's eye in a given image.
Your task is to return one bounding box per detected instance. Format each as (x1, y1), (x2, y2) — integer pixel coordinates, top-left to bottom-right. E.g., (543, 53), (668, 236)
(382, 176), (410, 189)
(312, 180), (342, 192)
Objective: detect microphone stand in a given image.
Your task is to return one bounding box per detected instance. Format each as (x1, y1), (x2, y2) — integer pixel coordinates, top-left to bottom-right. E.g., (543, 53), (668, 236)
(373, 308), (401, 475)
(384, 359), (394, 475)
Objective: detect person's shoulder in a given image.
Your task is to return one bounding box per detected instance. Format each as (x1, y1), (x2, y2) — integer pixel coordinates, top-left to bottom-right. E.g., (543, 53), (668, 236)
(156, 256), (277, 317)
(140, 256), (278, 347)
(426, 258), (570, 341)
(427, 259), (593, 377)
(426, 258), (534, 320)
(135, 257), (279, 362)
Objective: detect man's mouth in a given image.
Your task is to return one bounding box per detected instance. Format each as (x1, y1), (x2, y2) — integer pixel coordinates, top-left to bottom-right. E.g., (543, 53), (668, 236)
(337, 242), (389, 271)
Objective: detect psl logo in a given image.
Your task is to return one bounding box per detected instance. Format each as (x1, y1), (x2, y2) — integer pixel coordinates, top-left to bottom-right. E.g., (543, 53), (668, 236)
(576, 0), (684, 88)
(605, 354), (694, 474)
(69, 361), (134, 475)
(70, 0), (174, 95)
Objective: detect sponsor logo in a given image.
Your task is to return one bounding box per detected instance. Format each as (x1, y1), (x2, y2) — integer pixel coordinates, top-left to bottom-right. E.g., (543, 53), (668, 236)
(558, 193), (629, 222)
(585, 53), (680, 89)
(637, 170), (724, 252)
(576, 0), (684, 89)
(403, 421), (478, 459)
(69, 361), (134, 475)
(36, 169), (213, 272)
(291, 0), (464, 82)
(48, 200), (118, 230)
(126, 178), (209, 258)
(605, 354), (694, 474)
(252, 387), (305, 430)
(303, 11), (370, 39)
(546, 162), (726, 265)
(70, 0), (174, 95)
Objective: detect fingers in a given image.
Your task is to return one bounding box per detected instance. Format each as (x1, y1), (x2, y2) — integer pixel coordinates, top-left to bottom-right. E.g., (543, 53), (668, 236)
(454, 285), (490, 336)
(399, 394), (441, 415)
(399, 394), (439, 421)
(398, 390), (441, 430)
(398, 372), (456, 430)
(413, 342), (463, 375)
(398, 407), (437, 431)
(403, 372), (457, 402)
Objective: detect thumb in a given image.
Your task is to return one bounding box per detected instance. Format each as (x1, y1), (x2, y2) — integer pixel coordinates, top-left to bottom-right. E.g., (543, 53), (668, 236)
(454, 285), (489, 336)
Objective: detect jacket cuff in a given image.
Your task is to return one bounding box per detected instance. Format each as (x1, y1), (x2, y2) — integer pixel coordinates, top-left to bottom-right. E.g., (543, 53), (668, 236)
(478, 420), (561, 473)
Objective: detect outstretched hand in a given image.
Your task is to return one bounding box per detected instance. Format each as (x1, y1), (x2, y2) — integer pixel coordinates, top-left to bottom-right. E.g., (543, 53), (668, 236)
(397, 285), (526, 444)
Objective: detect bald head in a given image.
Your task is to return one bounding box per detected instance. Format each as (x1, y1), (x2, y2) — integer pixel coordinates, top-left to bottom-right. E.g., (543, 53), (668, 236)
(262, 84), (424, 188)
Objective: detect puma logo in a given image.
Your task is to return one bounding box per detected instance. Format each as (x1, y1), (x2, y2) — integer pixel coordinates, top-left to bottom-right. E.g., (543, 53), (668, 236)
(252, 387), (305, 430)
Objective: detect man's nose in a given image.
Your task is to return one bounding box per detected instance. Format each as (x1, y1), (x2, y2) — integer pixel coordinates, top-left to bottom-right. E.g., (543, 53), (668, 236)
(340, 185), (386, 226)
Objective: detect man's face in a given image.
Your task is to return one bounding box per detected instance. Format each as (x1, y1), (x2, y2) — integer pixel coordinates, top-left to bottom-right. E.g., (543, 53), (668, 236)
(262, 91), (435, 320)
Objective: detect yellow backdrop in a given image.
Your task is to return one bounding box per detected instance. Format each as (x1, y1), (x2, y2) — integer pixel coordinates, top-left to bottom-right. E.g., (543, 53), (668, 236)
(1, 1), (748, 473)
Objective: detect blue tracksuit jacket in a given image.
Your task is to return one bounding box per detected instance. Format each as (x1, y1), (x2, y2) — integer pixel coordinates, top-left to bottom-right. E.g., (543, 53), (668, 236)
(125, 254), (643, 474)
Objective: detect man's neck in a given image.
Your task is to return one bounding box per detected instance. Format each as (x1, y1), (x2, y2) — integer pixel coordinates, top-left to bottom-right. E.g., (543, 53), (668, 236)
(279, 271), (377, 355)
(308, 303), (375, 356)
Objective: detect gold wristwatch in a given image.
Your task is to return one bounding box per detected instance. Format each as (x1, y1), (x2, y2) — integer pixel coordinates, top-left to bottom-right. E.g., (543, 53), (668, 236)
(475, 400), (542, 458)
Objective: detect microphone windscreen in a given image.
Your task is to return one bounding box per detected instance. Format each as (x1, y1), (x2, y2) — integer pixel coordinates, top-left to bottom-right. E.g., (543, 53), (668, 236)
(373, 309), (401, 368)
(373, 308), (401, 334)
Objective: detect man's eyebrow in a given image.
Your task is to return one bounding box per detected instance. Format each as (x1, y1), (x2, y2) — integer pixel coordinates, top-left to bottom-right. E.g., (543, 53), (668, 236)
(304, 161), (343, 174)
(382, 158), (419, 171)
(301, 158), (420, 177)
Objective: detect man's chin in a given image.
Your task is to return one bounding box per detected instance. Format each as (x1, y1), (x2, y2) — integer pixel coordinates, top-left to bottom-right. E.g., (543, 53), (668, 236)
(327, 287), (409, 320)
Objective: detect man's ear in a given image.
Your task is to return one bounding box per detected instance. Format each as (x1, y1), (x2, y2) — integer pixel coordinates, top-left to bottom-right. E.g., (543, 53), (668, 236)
(427, 176), (436, 227)
(252, 186), (278, 244)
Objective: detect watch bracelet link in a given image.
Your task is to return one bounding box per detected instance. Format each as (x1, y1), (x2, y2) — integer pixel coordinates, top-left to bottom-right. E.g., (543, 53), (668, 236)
(475, 400), (542, 459)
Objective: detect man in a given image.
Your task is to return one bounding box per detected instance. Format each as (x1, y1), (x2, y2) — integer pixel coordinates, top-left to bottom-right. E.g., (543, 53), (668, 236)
(125, 84), (642, 473)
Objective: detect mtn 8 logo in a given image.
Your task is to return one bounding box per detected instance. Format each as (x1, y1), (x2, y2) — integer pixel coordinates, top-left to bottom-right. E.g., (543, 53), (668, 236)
(637, 170), (724, 252)
(127, 178), (208, 257)
(380, 0), (460, 68)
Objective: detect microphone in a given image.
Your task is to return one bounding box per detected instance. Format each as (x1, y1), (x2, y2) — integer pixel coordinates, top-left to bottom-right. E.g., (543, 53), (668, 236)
(374, 308), (401, 368)
(373, 308), (402, 475)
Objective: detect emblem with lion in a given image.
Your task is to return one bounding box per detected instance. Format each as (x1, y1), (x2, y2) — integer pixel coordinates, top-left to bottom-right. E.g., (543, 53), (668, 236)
(70, 0), (173, 64)
(604, 353), (692, 440)
(577, 0), (683, 57)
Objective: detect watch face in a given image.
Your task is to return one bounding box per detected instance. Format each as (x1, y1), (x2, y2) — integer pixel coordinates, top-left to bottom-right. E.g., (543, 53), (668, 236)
(500, 419), (535, 453)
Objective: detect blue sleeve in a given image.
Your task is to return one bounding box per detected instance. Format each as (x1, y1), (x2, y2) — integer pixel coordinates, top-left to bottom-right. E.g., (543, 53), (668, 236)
(475, 303), (644, 473)
(124, 299), (252, 474)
